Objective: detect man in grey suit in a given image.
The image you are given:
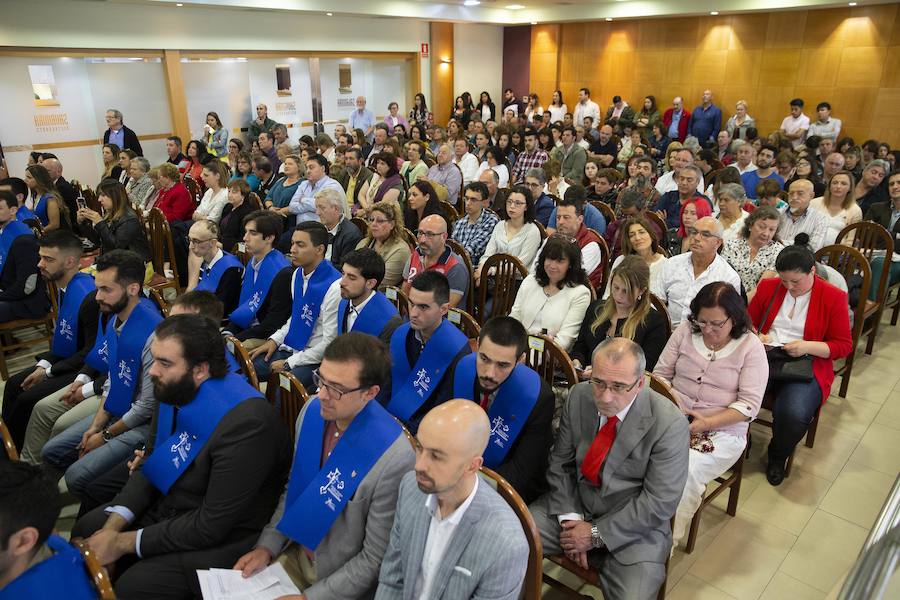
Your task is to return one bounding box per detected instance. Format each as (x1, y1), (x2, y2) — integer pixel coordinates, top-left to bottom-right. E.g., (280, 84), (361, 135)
(234, 333), (415, 599)
(530, 338), (689, 600)
(375, 400), (529, 600)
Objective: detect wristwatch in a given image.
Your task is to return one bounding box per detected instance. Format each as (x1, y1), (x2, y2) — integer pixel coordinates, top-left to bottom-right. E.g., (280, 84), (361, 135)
(590, 525), (604, 549)
(101, 428), (114, 443)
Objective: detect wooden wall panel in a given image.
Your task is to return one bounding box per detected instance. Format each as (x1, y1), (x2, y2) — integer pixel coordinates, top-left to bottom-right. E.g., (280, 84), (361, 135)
(430, 22), (454, 126)
(524, 6), (899, 144)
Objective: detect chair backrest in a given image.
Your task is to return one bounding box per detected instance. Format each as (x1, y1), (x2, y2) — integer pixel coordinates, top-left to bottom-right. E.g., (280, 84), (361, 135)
(590, 200), (616, 227)
(445, 239), (476, 314)
(479, 467), (543, 600)
(248, 192), (263, 211)
(835, 221), (892, 302)
(183, 176), (201, 203)
(440, 200), (460, 228)
(642, 210), (669, 248)
(148, 288), (170, 317)
(534, 220), (548, 241)
(83, 188), (101, 213)
(385, 286), (410, 318)
(265, 371), (310, 444)
(350, 217), (368, 237)
(71, 539), (116, 600)
(476, 253), (528, 323)
(46, 280), (60, 320)
(649, 293), (673, 338)
(647, 371), (680, 408)
(448, 307), (481, 341)
(524, 333), (579, 390)
(146, 208), (181, 287)
(401, 227), (418, 249)
(225, 336), (260, 390)
(233, 241), (250, 265)
(815, 244), (871, 347)
(0, 418), (18, 461)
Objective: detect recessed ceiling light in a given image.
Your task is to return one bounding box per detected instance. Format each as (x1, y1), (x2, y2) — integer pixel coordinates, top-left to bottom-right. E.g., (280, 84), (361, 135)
(605, 17), (613, 22)
(848, 1), (857, 5)
(506, 4), (525, 9)
(710, 11), (719, 15)
(176, 2), (183, 5)
(530, 21), (537, 25)
(326, 12), (333, 16)
(463, 0), (481, 6)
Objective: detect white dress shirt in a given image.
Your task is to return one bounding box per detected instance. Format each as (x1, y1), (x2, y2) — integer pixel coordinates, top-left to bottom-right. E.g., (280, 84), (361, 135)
(454, 152), (480, 185)
(344, 288), (375, 332)
(654, 169), (705, 195)
(573, 100), (600, 128)
(769, 289), (811, 345)
(651, 253), (741, 326)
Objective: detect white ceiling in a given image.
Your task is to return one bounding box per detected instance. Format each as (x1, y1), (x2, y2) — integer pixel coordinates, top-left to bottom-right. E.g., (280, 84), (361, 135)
(141, 0), (894, 24)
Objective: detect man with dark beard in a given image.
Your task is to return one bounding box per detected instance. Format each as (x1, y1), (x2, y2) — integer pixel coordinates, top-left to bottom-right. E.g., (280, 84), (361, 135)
(71, 314), (291, 600)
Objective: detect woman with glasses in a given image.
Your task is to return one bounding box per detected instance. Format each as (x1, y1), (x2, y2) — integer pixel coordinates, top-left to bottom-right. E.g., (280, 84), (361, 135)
(785, 155), (825, 197)
(475, 185), (542, 286)
(355, 201), (411, 290)
(574, 256), (668, 377)
(653, 281), (767, 548)
(228, 151), (261, 193)
(722, 205), (783, 300)
(748, 236), (852, 486)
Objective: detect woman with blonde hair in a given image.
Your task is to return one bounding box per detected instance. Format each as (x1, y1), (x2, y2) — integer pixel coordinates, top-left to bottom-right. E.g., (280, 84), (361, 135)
(725, 100), (756, 140)
(810, 170), (861, 246)
(354, 200), (411, 290)
(24, 164), (70, 231)
(572, 255), (669, 375)
(100, 143), (122, 181)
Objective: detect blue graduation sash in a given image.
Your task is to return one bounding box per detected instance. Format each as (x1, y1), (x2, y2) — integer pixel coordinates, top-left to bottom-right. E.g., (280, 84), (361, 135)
(51, 272), (95, 358)
(337, 291), (398, 337)
(15, 205), (38, 224)
(34, 193), (50, 226)
(387, 320), (469, 422)
(0, 219), (32, 274)
(276, 398), (400, 550)
(0, 535), (97, 600)
(229, 250), (290, 329)
(91, 299), (162, 417)
(284, 261), (340, 350)
(452, 354), (541, 468)
(196, 252), (243, 293)
(142, 373), (260, 493)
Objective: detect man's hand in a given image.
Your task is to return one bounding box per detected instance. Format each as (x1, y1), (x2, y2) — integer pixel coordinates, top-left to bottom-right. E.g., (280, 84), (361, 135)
(62, 381), (86, 406)
(269, 359), (287, 374)
(21, 366), (47, 390)
(234, 547), (274, 578)
(249, 339), (277, 360)
(86, 529), (134, 566)
(79, 432), (105, 457)
(127, 449), (146, 476)
(559, 519), (593, 554)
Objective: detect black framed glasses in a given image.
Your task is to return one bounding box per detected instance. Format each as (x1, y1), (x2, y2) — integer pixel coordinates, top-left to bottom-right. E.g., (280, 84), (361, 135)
(312, 369), (367, 401)
(589, 377), (641, 394)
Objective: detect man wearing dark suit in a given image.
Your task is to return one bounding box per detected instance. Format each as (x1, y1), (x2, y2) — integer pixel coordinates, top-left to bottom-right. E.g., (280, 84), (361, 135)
(338, 148), (374, 209)
(71, 314), (291, 600)
(0, 191), (47, 323)
(42, 158), (79, 221)
(451, 316), (553, 504)
(2, 231), (99, 450)
(864, 171), (900, 300)
(103, 108), (143, 156)
(235, 333), (414, 598)
(315, 187), (363, 267)
(529, 338), (689, 600)
(375, 400), (529, 599)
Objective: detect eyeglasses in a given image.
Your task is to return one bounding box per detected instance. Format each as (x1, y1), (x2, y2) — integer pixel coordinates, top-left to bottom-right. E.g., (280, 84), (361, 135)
(416, 230), (444, 239)
(589, 377), (641, 394)
(524, 182), (542, 188)
(366, 217), (391, 225)
(188, 237), (216, 245)
(686, 228), (719, 239)
(507, 199), (528, 206)
(690, 316), (731, 330)
(312, 369), (366, 401)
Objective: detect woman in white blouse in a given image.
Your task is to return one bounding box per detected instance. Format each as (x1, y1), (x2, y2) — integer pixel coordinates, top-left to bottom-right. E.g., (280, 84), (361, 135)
(194, 161), (230, 223)
(475, 185), (542, 286)
(546, 90), (568, 124)
(475, 147), (510, 189)
(716, 183), (751, 242)
(810, 170), (861, 246)
(509, 235), (592, 351)
(604, 217), (667, 298)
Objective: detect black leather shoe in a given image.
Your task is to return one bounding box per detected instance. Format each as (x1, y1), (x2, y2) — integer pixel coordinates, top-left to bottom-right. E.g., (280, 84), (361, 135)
(766, 457), (786, 486)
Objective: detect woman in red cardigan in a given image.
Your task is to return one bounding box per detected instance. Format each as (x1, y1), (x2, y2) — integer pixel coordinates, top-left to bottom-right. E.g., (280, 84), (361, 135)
(747, 236), (852, 486)
(153, 163), (195, 222)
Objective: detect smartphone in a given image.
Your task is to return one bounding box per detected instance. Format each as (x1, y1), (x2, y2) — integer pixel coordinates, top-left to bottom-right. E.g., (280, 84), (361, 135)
(76, 196), (87, 210)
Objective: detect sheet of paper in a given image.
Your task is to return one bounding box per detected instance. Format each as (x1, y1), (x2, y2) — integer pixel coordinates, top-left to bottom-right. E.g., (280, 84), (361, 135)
(198, 562), (301, 600)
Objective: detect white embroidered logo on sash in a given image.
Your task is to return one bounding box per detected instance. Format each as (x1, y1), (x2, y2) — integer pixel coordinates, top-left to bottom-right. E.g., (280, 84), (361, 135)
(248, 291), (262, 311)
(98, 340), (109, 363)
(413, 368), (431, 397)
(117, 360), (133, 385)
(320, 468), (345, 511)
(57, 318), (74, 340)
(170, 432), (192, 468)
(300, 304), (314, 326)
(490, 415), (510, 447)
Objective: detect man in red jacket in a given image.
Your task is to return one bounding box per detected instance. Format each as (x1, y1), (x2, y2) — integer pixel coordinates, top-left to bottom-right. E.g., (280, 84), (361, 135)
(662, 96), (691, 143)
(154, 163), (194, 222)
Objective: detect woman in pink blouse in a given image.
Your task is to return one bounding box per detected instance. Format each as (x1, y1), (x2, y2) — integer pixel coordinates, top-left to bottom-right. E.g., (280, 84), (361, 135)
(653, 281), (768, 550)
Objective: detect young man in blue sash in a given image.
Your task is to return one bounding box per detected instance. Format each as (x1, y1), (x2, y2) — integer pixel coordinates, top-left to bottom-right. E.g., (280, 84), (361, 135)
(186, 219), (243, 315)
(338, 248), (402, 344)
(0, 178), (39, 227)
(234, 332), (414, 599)
(386, 271), (471, 433)
(452, 316), (554, 503)
(41, 250), (160, 499)
(2, 230), (99, 452)
(375, 400), (529, 600)
(250, 221), (342, 389)
(226, 210), (293, 346)
(0, 191), (47, 323)
(0, 462), (98, 599)
(71, 314), (291, 600)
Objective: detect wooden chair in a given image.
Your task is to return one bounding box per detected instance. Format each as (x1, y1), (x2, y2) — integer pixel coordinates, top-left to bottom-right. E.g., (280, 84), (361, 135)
(0, 418), (18, 460)
(643, 210), (669, 249)
(835, 221), (892, 353)
(225, 336), (260, 391)
(71, 539), (116, 599)
(233, 242), (251, 266)
(147, 288), (169, 317)
(82, 187), (101, 213)
(475, 253), (528, 324)
(0, 281), (58, 380)
(248, 192), (263, 211)
(350, 217), (368, 237)
(385, 286), (410, 318)
(480, 467), (543, 600)
(647, 373), (745, 554)
(183, 176), (202, 204)
(448, 307), (480, 351)
(445, 239), (476, 315)
(265, 371), (310, 444)
(649, 293), (673, 338)
(524, 334), (579, 391)
(146, 208), (182, 296)
(401, 227), (418, 249)
(440, 200), (460, 228)
(534, 220), (548, 241)
(590, 200), (616, 227)
(815, 244), (872, 398)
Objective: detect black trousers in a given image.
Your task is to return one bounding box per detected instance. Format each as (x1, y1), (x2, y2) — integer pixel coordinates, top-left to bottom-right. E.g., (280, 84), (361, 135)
(1, 369), (76, 450)
(75, 458), (131, 518)
(73, 504), (258, 600)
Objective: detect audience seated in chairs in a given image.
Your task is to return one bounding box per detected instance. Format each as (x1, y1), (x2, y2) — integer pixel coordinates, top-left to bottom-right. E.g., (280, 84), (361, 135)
(338, 147), (374, 212)
(604, 216), (667, 298)
(721, 205), (784, 300)
(425, 143), (463, 206)
(404, 180), (445, 234)
(77, 179), (151, 264)
(402, 214), (469, 309)
(574, 256), (669, 374)
(864, 171), (900, 300)
(278, 154), (344, 251)
(363, 151), (405, 211)
(0, 190), (47, 323)
(229, 151), (261, 193)
(451, 181), (500, 265)
(125, 156), (155, 211)
(778, 179), (829, 252)
(218, 179), (255, 253)
(355, 201), (411, 291)
(604, 187), (667, 258)
(193, 160), (230, 224)
(537, 186), (606, 289)
(716, 182), (752, 242)
(509, 235), (592, 352)
(529, 338), (688, 600)
(652, 281), (766, 548)
(747, 235), (852, 486)
(263, 154), (302, 221)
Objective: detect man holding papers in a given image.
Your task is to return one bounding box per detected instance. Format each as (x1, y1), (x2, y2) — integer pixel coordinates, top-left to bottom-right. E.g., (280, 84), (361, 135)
(234, 333), (414, 599)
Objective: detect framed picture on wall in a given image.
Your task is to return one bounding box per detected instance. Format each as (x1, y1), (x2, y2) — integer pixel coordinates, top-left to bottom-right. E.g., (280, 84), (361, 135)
(338, 63), (352, 94)
(28, 65), (59, 106)
(276, 64), (292, 97)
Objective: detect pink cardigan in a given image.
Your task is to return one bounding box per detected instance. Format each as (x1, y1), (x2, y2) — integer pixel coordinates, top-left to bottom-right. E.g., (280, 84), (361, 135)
(653, 322), (768, 438)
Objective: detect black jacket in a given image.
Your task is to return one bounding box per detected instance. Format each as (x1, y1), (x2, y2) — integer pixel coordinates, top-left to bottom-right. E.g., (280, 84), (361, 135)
(0, 233), (47, 317)
(219, 201), (255, 254)
(329, 218), (363, 268)
(865, 201), (900, 254)
(55, 176), (79, 223)
(209, 265), (244, 317)
(35, 289), (101, 378)
(571, 300), (670, 371)
(79, 212), (151, 262)
(230, 266), (293, 342)
(103, 125), (143, 156)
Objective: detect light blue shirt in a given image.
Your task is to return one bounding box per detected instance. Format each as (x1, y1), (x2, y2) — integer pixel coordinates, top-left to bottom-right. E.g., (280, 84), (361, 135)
(108, 127), (125, 149)
(349, 108), (375, 142)
(287, 175), (344, 222)
(667, 110), (683, 140)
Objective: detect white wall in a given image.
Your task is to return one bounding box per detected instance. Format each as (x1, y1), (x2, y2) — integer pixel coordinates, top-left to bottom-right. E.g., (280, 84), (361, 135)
(453, 23), (504, 117)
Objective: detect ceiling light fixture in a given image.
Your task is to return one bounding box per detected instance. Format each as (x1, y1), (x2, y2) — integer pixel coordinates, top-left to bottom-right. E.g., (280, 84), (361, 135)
(326, 12), (333, 16)
(530, 21), (537, 25)
(605, 17), (613, 22)
(710, 11), (719, 15)
(848, 1), (857, 5)
(176, 2), (183, 6)
(506, 4), (525, 9)
(463, 1), (481, 6)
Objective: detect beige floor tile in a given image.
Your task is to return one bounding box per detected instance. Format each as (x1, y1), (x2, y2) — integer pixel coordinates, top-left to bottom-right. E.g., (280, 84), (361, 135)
(667, 574), (738, 600)
(740, 468), (832, 535)
(688, 516), (797, 600)
(759, 572), (826, 600)
(789, 422), (859, 482)
(668, 508), (733, 588)
(780, 511), (868, 593)
(819, 460), (897, 529)
(847, 422), (900, 476)
(818, 395), (881, 440)
(842, 367), (900, 404)
(873, 393), (900, 430)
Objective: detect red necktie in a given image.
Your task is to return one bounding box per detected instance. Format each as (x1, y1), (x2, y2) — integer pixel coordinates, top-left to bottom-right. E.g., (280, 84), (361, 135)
(479, 393), (490, 410)
(581, 416), (619, 485)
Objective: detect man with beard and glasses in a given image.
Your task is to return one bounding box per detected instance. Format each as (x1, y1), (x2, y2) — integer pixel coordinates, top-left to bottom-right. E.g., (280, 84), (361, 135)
(375, 400), (529, 599)
(70, 314), (290, 600)
(451, 317), (554, 503)
(335, 249), (401, 344)
(1, 230), (99, 456)
(40, 250), (161, 499)
(234, 333), (413, 598)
